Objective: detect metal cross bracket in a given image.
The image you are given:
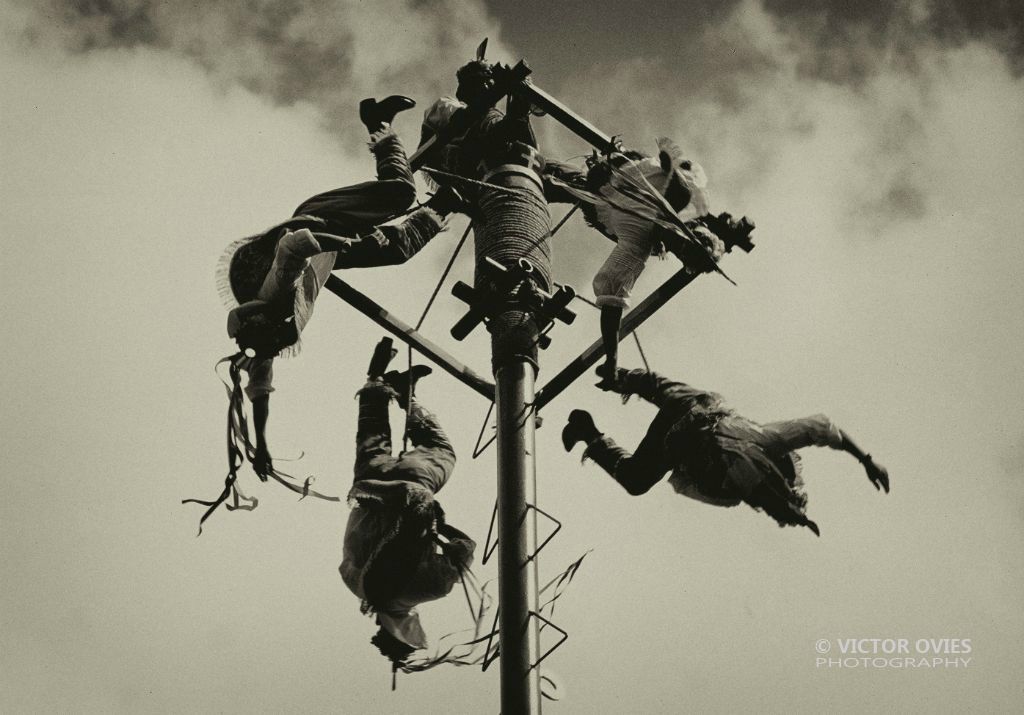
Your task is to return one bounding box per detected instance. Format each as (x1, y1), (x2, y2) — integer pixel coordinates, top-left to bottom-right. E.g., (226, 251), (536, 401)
(451, 257), (576, 349)
(702, 212), (757, 254)
(450, 256), (533, 340)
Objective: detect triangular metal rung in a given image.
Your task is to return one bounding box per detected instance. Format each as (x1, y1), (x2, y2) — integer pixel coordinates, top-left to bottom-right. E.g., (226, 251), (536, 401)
(481, 607), (501, 672)
(520, 503), (562, 563)
(482, 501), (562, 566)
(482, 501), (499, 565)
(527, 611), (568, 671)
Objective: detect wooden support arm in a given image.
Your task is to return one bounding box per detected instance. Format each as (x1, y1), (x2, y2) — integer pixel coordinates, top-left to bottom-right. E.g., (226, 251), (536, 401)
(511, 80), (619, 154)
(534, 267), (701, 410)
(323, 275), (495, 401)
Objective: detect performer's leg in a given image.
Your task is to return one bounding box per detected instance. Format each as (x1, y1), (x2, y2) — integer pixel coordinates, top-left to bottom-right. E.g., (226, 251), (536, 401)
(761, 415), (889, 492)
(593, 240), (647, 384)
(597, 305), (623, 380)
(563, 409), (673, 495)
(293, 129), (417, 234)
(329, 203), (449, 270)
(354, 382), (397, 481)
(392, 398), (457, 494)
(606, 368), (714, 410)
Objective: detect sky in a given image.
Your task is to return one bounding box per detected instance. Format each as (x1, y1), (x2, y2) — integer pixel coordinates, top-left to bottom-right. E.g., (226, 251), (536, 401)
(2, 0), (1023, 712)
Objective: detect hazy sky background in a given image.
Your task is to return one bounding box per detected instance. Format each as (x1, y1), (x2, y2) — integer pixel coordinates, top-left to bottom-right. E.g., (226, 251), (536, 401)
(2, 0), (1023, 712)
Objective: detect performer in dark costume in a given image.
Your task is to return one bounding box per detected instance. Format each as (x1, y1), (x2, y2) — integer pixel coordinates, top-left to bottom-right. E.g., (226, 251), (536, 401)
(216, 96), (465, 477)
(340, 339), (476, 661)
(415, 59), (539, 201)
(561, 367), (890, 535)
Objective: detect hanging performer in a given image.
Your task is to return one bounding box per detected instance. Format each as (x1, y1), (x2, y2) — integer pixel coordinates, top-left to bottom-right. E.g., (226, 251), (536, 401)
(561, 366), (890, 535)
(549, 138), (756, 382)
(216, 96), (466, 481)
(415, 61), (539, 205)
(340, 338), (476, 668)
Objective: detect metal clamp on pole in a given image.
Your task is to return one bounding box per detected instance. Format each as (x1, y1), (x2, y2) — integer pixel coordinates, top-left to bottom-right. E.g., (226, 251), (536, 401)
(450, 257), (538, 341)
(451, 259), (577, 354)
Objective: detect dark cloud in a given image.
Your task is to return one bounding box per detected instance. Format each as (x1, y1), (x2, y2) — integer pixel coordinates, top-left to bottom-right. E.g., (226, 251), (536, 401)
(765, 0), (1024, 78)
(484, 0), (1024, 92)
(15, 0), (507, 144)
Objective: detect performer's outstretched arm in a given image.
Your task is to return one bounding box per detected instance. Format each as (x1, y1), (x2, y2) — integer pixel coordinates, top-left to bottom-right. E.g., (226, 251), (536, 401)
(252, 394), (271, 475)
(761, 416), (890, 493)
(609, 368), (709, 408)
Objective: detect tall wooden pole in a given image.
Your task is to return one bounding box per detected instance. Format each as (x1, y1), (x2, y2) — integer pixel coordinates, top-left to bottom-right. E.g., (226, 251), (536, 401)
(495, 361), (541, 713)
(473, 152), (550, 714)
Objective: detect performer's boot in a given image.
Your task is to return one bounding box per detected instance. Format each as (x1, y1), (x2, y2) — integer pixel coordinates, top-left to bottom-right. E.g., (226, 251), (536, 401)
(593, 364), (631, 395)
(383, 365), (433, 409)
(838, 430), (890, 493)
(367, 337), (398, 380)
(561, 409), (602, 452)
(359, 95), (416, 134)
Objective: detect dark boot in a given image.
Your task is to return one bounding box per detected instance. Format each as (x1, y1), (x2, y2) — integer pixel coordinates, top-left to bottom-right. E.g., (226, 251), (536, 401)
(594, 362), (625, 391)
(561, 409), (601, 452)
(596, 306), (623, 388)
(367, 337), (398, 380)
(425, 185), (468, 216)
(360, 95), (416, 133)
(383, 365), (433, 409)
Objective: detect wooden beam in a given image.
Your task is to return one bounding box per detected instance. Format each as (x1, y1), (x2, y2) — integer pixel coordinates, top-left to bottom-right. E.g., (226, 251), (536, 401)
(534, 267), (701, 410)
(513, 81), (618, 154)
(323, 275), (495, 400)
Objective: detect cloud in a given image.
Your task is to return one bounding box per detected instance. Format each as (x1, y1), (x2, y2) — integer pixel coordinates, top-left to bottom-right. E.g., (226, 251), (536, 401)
(13, 0), (510, 145)
(764, 0), (1024, 75)
(541, 0), (1022, 243)
(3, 1), (1024, 712)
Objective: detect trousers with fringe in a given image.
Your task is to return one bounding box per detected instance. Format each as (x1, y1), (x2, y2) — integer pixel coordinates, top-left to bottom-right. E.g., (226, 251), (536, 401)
(292, 129), (417, 236)
(353, 383), (456, 494)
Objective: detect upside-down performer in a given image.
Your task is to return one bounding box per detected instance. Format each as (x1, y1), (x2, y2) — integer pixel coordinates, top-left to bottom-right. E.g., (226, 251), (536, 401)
(341, 339), (476, 667)
(216, 96), (465, 480)
(561, 367), (889, 535)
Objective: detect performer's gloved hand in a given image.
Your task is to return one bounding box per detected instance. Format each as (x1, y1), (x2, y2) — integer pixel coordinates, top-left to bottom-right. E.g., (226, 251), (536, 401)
(584, 153), (612, 190)
(862, 456), (890, 493)
(253, 444), (273, 482)
(507, 83), (534, 119)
